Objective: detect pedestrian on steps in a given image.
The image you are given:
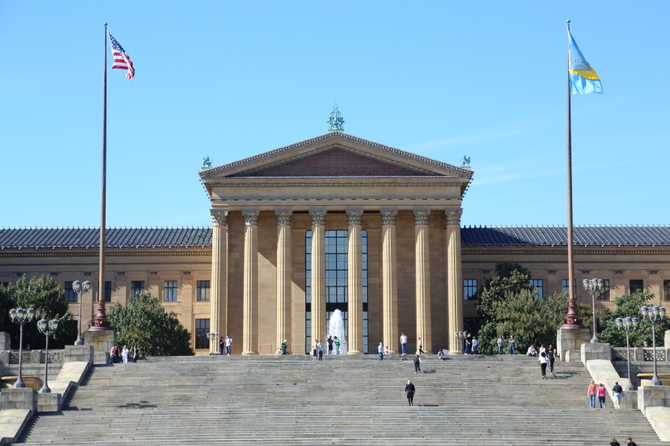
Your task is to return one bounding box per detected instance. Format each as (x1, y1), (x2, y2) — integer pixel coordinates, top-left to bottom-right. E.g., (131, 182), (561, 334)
(378, 342), (384, 360)
(588, 380), (597, 408)
(334, 336), (340, 355)
(405, 380), (416, 406)
(121, 345), (129, 364)
(626, 437), (637, 446)
(132, 346), (139, 363)
(497, 337), (504, 355)
(400, 332), (408, 356)
(508, 335), (516, 355)
(612, 382), (624, 409)
(597, 383), (607, 408)
(327, 336), (334, 355)
(417, 337), (424, 355)
(413, 355), (421, 373)
(547, 345), (557, 375)
(219, 337), (224, 355)
(317, 340), (323, 361)
(538, 351), (548, 379)
(609, 438), (621, 446)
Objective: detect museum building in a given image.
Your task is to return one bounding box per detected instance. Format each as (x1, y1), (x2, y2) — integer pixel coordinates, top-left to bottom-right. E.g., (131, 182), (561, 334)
(1, 131), (669, 355)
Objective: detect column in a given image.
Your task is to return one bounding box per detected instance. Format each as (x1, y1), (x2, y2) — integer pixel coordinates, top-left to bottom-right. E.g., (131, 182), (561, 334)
(241, 210), (260, 355)
(446, 209), (464, 353)
(414, 210), (432, 354)
(209, 209), (228, 355)
(275, 210), (292, 354)
(347, 209), (364, 354)
(309, 210), (327, 345)
(381, 210), (399, 354)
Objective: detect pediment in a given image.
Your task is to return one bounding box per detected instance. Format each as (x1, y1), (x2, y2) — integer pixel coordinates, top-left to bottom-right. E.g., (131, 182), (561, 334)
(200, 132), (473, 180)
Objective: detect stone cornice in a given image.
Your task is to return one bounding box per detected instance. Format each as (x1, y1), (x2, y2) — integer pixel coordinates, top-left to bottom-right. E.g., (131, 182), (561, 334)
(0, 250), (212, 258)
(462, 248), (670, 256)
(213, 196), (462, 202)
(210, 180), (465, 187)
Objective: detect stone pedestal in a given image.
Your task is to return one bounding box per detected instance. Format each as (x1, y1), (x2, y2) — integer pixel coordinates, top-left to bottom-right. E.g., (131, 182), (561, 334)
(63, 345), (94, 364)
(85, 329), (116, 364)
(556, 327), (590, 362)
(581, 342), (612, 363)
(0, 388), (36, 412)
(37, 392), (61, 412)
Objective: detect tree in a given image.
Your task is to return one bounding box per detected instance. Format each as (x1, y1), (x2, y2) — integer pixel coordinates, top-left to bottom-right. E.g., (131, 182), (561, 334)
(107, 292), (194, 356)
(0, 275), (77, 349)
(598, 290), (670, 347)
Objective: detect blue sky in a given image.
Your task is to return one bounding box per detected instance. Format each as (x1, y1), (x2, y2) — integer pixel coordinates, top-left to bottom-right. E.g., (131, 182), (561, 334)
(1, 1), (668, 229)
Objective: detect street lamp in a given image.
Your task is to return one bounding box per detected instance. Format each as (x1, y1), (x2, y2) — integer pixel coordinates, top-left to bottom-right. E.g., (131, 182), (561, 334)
(37, 318), (59, 393)
(72, 280), (91, 345)
(615, 317), (639, 391)
(640, 305), (666, 386)
(455, 331), (466, 354)
(206, 332), (219, 354)
(8, 308), (35, 388)
(583, 278), (604, 343)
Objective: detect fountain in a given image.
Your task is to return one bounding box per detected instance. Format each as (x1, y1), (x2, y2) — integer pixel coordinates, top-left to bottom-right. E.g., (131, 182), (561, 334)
(327, 309), (348, 355)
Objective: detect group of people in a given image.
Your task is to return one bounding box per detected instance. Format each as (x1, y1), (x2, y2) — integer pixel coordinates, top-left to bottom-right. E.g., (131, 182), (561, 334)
(588, 380), (624, 410)
(108, 344), (139, 364)
(496, 335), (516, 354)
(609, 437), (637, 446)
(534, 345), (558, 379)
(218, 335), (233, 355)
(310, 336), (342, 360)
(463, 333), (479, 355)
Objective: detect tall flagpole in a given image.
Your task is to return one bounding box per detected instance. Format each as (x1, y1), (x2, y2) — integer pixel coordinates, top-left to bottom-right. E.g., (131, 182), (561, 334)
(562, 20), (584, 329)
(91, 23), (112, 331)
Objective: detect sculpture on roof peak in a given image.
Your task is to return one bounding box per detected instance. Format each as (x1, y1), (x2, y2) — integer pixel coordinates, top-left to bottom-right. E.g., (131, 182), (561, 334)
(202, 156), (213, 169)
(460, 155), (471, 167)
(327, 103), (345, 132)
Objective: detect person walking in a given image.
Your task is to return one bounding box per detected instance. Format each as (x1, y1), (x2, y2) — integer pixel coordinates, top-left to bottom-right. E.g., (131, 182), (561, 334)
(597, 383), (607, 408)
(327, 336), (334, 355)
(609, 438), (621, 446)
(405, 380), (416, 406)
(400, 332), (408, 356)
(378, 342), (384, 360)
(417, 337), (424, 355)
(612, 381), (624, 409)
(413, 355), (421, 374)
(121, 345), (129, 364)
(464, 333), (472, 355)
(312, 340), (318, 361)
(547, 345), (557, 375)
(219, 337), (224, 355)
(225, 335), (232, 355)
(626, 437), (638, 446)
(587, 380), (597, 408)
(317, 339), (323, 361)
(508, 335), (516, 355)
(497, 337), (504, 355)
(472, 337), (479, 355)
(538, 352), (548, 379)
(334, 336), (340, 355)
(108, 345), (117, 364)
(132, 346), (139, 363)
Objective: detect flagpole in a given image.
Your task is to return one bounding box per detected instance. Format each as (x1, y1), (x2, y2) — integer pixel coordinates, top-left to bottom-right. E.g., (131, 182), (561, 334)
(562, 20), (584, 329)
(91, 23), (112, 331)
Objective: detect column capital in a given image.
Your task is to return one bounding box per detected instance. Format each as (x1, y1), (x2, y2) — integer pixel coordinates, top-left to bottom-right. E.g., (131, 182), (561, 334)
(275, 210), (293, 226)
(413, 210), (431, 225)
(309, 210), (327, 226)
(380, 209), (398, 225)
(210, 210), (228, 226)
(445, 209), (463, 225)
(242, 210), (260, 226)
(346, 209), (364, 226)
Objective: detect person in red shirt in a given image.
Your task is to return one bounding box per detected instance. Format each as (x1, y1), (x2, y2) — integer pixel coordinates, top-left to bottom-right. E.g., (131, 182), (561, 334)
(587, 380), (597, 408)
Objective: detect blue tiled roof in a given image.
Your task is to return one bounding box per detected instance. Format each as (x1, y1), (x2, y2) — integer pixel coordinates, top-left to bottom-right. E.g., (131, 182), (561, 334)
(461, 226), (670, 247)
(0, 228), (212, 249)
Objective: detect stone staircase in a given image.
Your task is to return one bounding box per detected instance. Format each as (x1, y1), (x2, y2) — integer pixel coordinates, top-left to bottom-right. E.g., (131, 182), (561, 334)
(14, 354), (665, 445)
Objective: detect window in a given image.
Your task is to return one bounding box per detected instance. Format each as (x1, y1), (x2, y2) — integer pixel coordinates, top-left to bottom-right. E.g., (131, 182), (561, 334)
(630, 280), (644, 294)
(104, 281), (112, 302)
(197, 280), (211, 301)
(195, 319), (210, 349)
(530, 279), (543, 299)
(463, 279), (478, 300)
(664, 280), (670, 302)
(130, 281), (145, 297)
(562, 279), (576, 295)
(164, 281), (177, 302)
(64, 282), (77, 303)
(596, 279), (610, 301)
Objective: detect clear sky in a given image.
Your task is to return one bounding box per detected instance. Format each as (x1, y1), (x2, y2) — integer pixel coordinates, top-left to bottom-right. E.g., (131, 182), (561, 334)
(1, 1), (668, 229)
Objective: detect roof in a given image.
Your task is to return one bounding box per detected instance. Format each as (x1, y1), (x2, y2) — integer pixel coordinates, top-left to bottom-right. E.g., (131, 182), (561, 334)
(461, 226), (670, 247)
(0, 228), (212, 250)
(0, 225), (668, 250)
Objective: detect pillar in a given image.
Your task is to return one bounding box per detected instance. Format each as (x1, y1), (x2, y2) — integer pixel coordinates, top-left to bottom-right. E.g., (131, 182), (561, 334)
(309, 210), (327, 345)
(209, 209), (228, 354)
(446, 209), (463, 353)
(414, 210), (432, 354)
(275, 210), (292, 354)
(381, 209), (399, 354)
(347, 209), (364, 354)
(241, 210), (260, 355)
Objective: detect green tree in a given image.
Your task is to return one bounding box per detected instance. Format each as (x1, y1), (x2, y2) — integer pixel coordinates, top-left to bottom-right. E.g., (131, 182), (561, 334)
(107, 292), (194, 356)
(598, 290), (670, 347)
(0, 276), (77, 349)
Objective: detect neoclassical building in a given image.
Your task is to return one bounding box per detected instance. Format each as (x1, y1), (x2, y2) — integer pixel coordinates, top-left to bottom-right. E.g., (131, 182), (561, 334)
(1, 131), (669, 355)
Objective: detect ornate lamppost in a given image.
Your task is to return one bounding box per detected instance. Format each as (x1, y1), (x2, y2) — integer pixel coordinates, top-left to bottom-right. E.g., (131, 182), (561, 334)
(583, 278), (603, 343)
(72, 280), (91, 345)
(455, 331), (466, 354)
(8, 308), (35, 388)
(207, 332), (219, 355)
(615, 317), (639, 390)
(640, 305), (666, 386)
(37, 318), (59, 393)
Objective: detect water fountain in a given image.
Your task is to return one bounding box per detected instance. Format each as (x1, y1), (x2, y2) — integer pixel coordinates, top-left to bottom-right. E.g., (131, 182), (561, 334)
(327, 309), (347, 354)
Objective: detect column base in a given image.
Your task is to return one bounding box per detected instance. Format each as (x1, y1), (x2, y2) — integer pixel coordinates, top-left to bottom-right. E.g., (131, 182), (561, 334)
(242, 351), (259, 355)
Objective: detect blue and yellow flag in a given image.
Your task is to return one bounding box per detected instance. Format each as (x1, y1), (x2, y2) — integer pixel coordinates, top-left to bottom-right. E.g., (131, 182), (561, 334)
(568, 30), (602, 94)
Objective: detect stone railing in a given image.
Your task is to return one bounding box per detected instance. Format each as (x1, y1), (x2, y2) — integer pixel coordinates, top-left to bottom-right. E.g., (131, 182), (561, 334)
(4, 350), (64, 365)
(612, 347), (669, 363)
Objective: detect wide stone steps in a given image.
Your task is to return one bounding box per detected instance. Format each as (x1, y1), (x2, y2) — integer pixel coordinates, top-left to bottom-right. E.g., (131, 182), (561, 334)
(15, 355), (664, 446)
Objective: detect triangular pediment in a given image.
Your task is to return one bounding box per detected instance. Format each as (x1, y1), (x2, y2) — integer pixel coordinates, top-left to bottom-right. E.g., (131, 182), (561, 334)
(200, 132), (473, 180)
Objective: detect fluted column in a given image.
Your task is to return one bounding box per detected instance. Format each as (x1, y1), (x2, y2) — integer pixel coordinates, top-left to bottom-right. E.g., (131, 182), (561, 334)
(309, 210), (327, 344)
(275, 210), (292, 354)
(381, 210), (399, 354)
(414, 210), (432, 354)
(446, 209), (464, 353)
(347, 209), (364, 354)
(242, 210), (260, 355)
(210, 210), (228, 355)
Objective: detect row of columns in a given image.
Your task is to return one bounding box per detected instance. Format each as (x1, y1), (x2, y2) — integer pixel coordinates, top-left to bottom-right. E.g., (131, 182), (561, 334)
(209, 208), (464, 355)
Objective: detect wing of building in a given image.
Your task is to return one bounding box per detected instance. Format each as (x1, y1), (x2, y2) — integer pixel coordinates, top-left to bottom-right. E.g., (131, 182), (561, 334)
(2, 132), (669, 354)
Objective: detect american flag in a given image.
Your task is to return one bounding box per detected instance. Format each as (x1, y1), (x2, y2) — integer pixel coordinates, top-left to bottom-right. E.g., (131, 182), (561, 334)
(109, 33), (135, 80)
